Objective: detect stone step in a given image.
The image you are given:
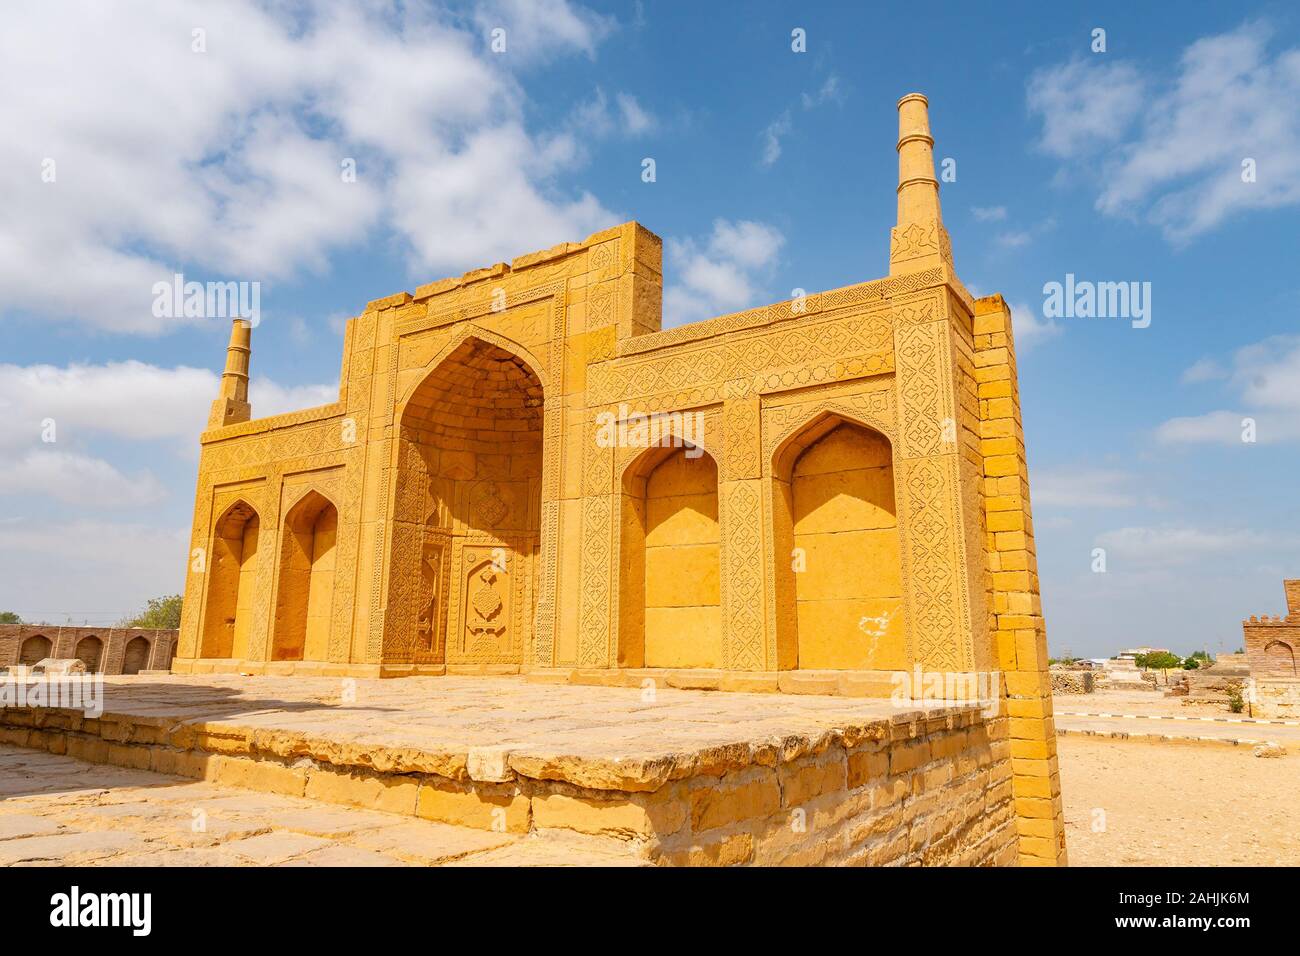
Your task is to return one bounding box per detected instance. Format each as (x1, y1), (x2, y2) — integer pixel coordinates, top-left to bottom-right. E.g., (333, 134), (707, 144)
(0, 674), (1020, 866)
(0, 744), (643, 867)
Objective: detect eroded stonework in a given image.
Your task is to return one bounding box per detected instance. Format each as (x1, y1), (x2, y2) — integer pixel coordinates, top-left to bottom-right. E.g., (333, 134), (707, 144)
(175, 93), (1066, 865)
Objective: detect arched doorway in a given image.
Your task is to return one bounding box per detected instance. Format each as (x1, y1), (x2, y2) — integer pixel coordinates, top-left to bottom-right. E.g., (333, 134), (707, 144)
(19, 635), (51, 666)
(618, 442), (721, 668)
(272, 491), (338, 662)
(122, 636), (151, 675)
(389, 337), (544, 667)
(201, 501), (260, 659)
(772, 415), (905, 670)
(74, 636), (103, 672)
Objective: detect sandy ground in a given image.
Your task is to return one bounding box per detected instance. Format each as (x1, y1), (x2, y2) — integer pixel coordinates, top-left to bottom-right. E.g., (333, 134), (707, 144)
(1059, 735), (1300, 866)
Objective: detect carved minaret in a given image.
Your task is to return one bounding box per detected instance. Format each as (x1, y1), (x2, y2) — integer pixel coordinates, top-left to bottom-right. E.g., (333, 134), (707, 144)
(208, 318), (252, 428)
(890, 93), (953, 276)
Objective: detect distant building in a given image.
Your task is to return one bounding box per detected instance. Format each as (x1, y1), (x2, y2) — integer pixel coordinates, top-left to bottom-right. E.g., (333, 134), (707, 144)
(1117, 647), (1170, 660)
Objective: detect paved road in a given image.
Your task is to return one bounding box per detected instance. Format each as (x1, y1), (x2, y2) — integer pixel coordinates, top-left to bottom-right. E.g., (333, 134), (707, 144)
(1055, 711), (1300, 745)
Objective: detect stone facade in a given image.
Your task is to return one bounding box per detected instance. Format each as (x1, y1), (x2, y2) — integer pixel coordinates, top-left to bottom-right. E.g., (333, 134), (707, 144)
(174, 93), (1066, 865)
(0, 625), (176, 675)
(1242, 579), (1300, 717)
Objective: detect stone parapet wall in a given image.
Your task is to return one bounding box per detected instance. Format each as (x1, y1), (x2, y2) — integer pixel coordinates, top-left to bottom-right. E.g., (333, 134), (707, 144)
(0, 697), (1015, 867)
(1050, 670), (1094, 695)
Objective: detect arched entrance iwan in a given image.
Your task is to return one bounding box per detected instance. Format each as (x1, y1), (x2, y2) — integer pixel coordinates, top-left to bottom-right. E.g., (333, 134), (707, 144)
(386, 336), (545, 668)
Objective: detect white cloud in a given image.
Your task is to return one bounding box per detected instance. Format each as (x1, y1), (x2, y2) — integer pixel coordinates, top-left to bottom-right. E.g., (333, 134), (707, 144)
(1155, 410), (1254, 445)
(1181, 357), (1227, 384)
(250, 379), (341, 417)
(0, 450), (166, 508)
(1027, 57), (1144, 158)
(616, 93), (656, 135)
(1034, 468), (1149, 509)
(0, 519), (188, 624)
(971, 206), (1008, 222)
(801, 75), (843, 110)
(663, 220), (785, 326)
(1094, 525), (1294, 567)
(760, 112), (792, 167)
(762, 75), (841, 168)
(570, 88), (657, 139)
(0, 360), (337, 451)
(1029, 22), (1300, 241)
(472, 0), (615, 63)
(1008, 300), (1061, 352)
(1157, 334), (1300, 444)
(0, 0), (619, 334)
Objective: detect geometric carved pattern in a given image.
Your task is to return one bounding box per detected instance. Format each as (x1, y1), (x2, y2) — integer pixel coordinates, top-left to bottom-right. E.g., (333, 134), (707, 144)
(721, 480), (764, 670)
(597, 310), (894, 407)
(895, 312), (947, 460)
(891, 297), (974, 672)
(899, 457), (964, 671)
(722, 398), (761, 481)
(578, 494), (612, 667)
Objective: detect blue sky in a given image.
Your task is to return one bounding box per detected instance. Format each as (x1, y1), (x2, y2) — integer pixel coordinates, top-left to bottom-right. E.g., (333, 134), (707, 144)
(2, 0), (1298, 658)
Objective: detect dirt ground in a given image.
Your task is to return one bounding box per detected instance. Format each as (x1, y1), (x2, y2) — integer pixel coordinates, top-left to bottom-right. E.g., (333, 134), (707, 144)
(1059, 735), (1300, 866)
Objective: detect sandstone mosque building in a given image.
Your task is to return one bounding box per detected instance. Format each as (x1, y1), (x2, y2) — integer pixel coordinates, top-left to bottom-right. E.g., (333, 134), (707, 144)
(176, 94), (1065, 863)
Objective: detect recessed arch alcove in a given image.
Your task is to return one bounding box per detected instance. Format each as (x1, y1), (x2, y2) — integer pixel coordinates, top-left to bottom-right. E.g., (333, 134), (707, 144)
(1265, 639), (1297, 676)
(200, 500), (260, 659)
(618, 440), (721, 669)
(272, 490), (339, 662)
(771, 412), (905, 671)
(74, 635), (103, 672)
(19, 634), (51, 666)
(122, 636), (151, 675)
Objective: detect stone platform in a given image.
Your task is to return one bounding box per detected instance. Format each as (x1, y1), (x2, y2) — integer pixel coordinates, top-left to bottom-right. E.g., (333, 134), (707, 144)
(0, 675), (1018, 866)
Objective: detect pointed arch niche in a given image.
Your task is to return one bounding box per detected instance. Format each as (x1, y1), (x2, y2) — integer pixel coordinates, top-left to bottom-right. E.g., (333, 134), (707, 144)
(618, 441), (722, 669)
(272, 490), (339, 662)
(201, 500), (260, 659)
(771, 413), (906, 671)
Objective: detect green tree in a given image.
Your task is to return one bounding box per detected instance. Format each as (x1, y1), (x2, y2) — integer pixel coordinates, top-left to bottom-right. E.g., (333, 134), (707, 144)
(1135, 651), (1182, 670)
(0, 611), (22, 624)
(120, 595), (182, 629)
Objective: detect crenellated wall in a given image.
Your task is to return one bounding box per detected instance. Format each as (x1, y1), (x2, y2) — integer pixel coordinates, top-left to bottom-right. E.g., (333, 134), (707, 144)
(1242, 579), (1300, 718)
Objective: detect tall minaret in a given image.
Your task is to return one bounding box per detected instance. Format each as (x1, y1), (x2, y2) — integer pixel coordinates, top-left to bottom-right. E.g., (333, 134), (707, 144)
(207, 318), (252, 428)
(889, 93), (953, 277)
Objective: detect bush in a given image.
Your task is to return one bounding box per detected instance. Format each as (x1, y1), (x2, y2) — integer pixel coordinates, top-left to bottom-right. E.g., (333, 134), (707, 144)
(1226, 685), (1245, 714)
(0, 611), (21, 624)
(119, 595), (182, 629)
